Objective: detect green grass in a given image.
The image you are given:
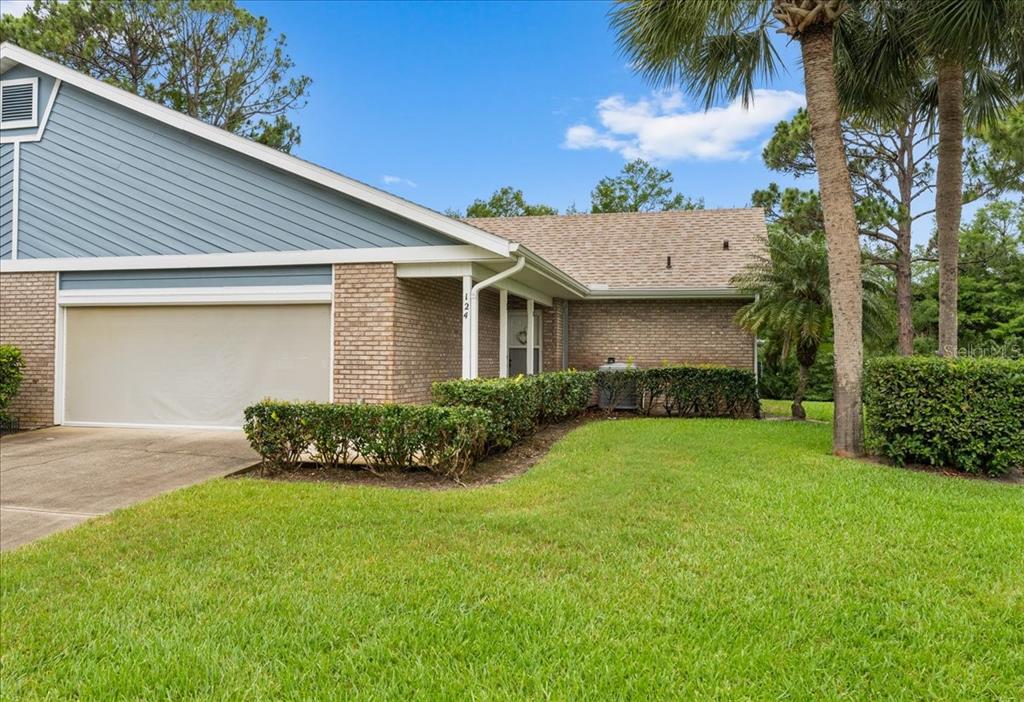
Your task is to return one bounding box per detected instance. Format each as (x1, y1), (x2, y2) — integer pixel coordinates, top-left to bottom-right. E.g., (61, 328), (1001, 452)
(761, 398), (835, 422)
(2, 419), (1022, 700)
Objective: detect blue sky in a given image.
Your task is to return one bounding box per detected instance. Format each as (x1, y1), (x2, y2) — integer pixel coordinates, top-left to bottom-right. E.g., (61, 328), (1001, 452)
(241, 0), (813, 214)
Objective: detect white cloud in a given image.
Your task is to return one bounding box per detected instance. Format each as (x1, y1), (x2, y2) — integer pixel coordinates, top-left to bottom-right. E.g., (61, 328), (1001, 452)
(382, 174), (417, 188)
(564, 89), (806, 162)
(1, 1), (32, 17)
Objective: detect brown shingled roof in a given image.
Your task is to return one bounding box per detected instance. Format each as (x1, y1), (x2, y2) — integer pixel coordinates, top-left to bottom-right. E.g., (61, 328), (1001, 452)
(465, 208), (767, 290)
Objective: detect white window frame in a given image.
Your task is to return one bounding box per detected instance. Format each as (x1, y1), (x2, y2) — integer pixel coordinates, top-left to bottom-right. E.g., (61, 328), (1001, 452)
(0, 77), (39, 130)
(507, 309), (543, 374)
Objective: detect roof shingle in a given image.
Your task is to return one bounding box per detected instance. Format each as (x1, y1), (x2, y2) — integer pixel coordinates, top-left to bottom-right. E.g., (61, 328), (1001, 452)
(465, 208), (767, 290)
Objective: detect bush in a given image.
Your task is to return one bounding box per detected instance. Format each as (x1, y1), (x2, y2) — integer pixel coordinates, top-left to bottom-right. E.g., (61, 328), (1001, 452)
(0, 345), (25, 422)
(243, 401), (490, 481)
(865, 356), (1024, 476)
(596, 365), (759, 419)
(433, 371), (595, 451)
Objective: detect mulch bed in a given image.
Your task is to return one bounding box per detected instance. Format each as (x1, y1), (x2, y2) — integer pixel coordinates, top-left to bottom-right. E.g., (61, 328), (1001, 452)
(231, 412), (601, 490)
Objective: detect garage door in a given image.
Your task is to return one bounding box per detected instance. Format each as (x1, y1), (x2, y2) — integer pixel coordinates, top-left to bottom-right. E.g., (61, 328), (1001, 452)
(64, 304), (330, 427)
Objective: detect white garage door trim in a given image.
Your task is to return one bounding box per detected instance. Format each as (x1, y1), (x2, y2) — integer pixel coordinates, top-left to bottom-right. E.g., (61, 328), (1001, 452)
(54, 285), (335, 429)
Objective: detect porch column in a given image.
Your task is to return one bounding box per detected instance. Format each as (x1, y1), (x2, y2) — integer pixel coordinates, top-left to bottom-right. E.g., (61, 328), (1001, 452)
(526, 298), (535, 375)
(499, 289), (509, 378)
(461, 275), (472, 378)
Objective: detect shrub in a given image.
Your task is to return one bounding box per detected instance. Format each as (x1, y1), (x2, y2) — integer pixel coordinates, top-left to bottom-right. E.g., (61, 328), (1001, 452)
(243, 401), (489, 481)
(0, 345), (25, 422)
(433, 371), (595, 451)
(533, 370), (597, 424)
(597, 365), (759, 419)
(864, 356), (1024, 476)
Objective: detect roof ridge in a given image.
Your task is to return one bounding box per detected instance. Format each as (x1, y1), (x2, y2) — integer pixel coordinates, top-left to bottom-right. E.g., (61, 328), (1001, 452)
(464, 207), (763, 222)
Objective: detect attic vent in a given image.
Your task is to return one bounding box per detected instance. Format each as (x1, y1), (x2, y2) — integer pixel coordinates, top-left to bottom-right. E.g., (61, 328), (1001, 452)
(0, 78), (38, 130)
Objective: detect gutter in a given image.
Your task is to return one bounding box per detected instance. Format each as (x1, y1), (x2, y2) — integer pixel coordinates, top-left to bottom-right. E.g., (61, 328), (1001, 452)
(469, 256), (526, 377)
(583, 286), (753, 300)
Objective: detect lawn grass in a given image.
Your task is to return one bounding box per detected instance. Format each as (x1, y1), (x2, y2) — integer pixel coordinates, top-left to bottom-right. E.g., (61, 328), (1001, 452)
(2, 419), (1022, 699)
(761, 398), (835, 422)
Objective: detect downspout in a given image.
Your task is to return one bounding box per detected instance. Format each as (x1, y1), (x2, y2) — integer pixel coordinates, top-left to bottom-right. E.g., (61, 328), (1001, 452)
(470, 256), (526, 378)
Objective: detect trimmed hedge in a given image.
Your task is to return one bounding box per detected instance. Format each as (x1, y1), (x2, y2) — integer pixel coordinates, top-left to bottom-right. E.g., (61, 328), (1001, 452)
(595, 365), (760, 418)
(864, 356), (1024, 476)
(0, 345), (25, 422)
(243, 401), (489, 480)
(432, 370), (596, 451)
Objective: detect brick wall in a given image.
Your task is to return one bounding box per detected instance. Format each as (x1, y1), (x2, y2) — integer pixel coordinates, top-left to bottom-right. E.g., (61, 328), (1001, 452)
(393, 276), (464, 403)
(543, 299), (567, 372)
(477, 288), (500, 378)
(333, 266), (472, 405)
(0, 272), (56, 428)
(332, 263), (397, 403)
(567, 298), (754, 370)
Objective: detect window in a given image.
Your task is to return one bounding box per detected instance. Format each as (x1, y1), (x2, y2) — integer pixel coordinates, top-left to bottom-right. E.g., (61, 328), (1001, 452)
(1, 77), (38, 130)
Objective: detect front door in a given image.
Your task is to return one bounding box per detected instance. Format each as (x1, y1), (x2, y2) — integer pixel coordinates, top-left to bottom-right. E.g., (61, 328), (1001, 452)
(508, 310), (542, 376)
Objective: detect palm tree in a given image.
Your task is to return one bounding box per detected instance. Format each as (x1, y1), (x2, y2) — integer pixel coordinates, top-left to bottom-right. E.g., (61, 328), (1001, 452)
(611, 0), (867, 455)
(891, 1), (1024, 356)
(733, 227), (891, 419)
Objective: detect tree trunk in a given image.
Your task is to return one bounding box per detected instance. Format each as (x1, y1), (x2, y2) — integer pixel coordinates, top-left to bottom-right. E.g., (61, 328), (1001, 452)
(792, 362), (809, 420)
(936, 60), (964, 357)
(896, 127), (915, 356)
(895, 245), (913, 354)
(800, 28), (864, 456)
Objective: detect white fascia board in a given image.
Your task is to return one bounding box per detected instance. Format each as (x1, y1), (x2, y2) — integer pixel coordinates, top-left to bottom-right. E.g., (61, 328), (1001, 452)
(0, 43), (513, 257)
(491, 276), (553, 307)
(583, 287), (753, 300)
(0, 245), (501, 273)
(58, 285), (332, 306)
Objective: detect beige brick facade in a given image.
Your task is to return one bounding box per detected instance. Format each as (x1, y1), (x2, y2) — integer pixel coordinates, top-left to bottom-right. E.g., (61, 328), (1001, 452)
(566, 298), (754, 371)
(0, 272), (57, 428)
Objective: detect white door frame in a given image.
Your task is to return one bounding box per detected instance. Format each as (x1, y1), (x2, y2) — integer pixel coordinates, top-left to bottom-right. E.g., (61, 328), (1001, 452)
(507, 309), (542, 374)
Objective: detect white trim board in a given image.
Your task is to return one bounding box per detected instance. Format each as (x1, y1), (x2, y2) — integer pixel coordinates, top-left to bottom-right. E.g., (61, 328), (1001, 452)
(0, 244), (504, 273)
(57, 285), (332, 306)
(0, 43), (513, 257)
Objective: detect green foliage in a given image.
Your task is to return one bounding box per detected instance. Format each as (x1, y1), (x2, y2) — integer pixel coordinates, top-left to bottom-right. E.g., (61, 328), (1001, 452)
(432, 371), (594, 451)
(462, 186), (558, 218)
(865, 356), (1024, 476)
(594, 365), (759, 419)
(913, 200), (1024, 352)
(0, 345), (26, 422)
(4, 0), (310, 152)
(590, 158), (703, 213)
(758, 349), (835, 402)
(242, 401), (489, 480)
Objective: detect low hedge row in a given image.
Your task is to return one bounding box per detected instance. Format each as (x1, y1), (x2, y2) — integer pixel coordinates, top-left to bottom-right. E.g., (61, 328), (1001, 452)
(243, 401), (489, 480)
(432, 370), (596, 450)
(864, 356), (1024, 476)
(595, 365), (759, 418)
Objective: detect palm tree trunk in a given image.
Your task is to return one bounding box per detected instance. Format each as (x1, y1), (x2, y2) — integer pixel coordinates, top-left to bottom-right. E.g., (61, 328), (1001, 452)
(792, 362), (809, 420)
(799, 27), (864, 456)
(936, 60), (964, 357)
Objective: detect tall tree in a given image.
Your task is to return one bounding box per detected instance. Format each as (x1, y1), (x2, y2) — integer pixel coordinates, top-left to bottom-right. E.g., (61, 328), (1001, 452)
(590, 158), (703, 213)
(2, 0), (310, 152)
(612, 0), (868, 455)
(734, 226), (891, 419)
(895, 1), (1024, 355)
(461, 187), (558, 218)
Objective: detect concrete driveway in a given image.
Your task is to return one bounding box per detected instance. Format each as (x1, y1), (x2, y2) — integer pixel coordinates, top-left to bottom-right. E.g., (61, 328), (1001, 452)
(1, 426), (258, 551)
